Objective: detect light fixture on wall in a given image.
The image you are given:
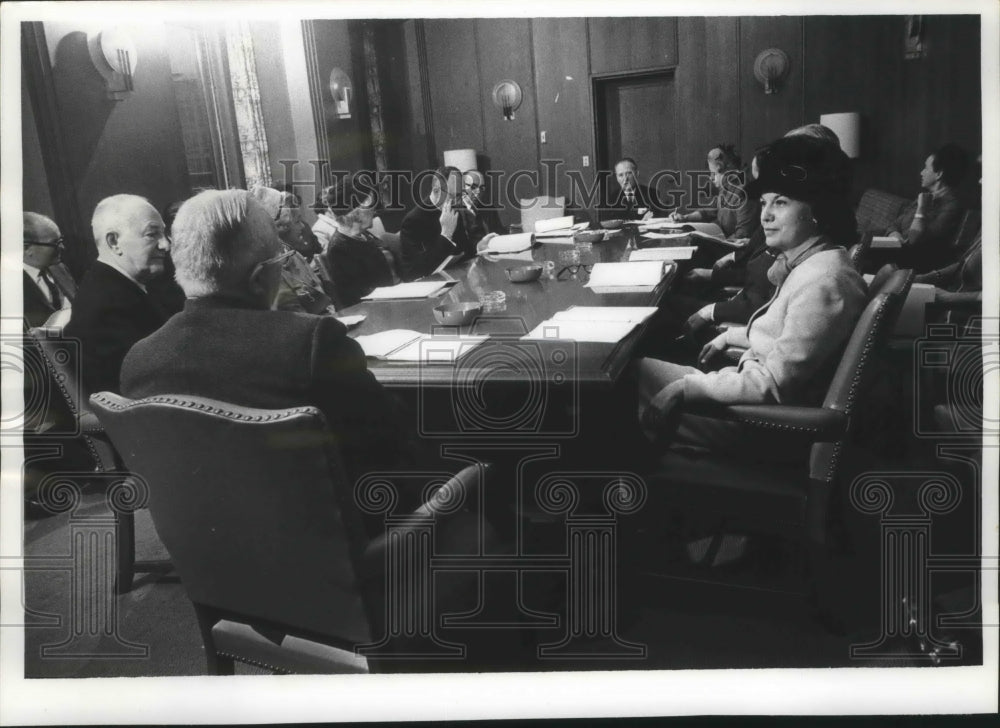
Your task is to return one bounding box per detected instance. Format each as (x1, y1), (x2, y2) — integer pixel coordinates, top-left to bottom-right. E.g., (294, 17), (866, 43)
(328, 67), (352, 119)
(753, 48), (790, 95)
(87, 27), (137, 100)
(492, 80), (523, 121)
(820, 112), (862, 159)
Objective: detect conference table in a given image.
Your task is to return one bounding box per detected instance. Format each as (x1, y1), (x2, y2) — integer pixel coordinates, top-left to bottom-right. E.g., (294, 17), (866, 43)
(340, 229), (678, 395)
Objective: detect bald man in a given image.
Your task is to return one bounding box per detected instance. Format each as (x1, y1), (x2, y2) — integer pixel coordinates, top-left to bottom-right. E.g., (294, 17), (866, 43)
(65, 194), (178, 394)
(23, 212), (77, 328)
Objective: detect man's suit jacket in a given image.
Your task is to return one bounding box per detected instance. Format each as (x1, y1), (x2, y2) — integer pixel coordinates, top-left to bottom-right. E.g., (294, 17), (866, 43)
(120, 296), (415, 484)
(599, 182), (666, 222)
(23, 264), (77, 329)
(398, 202), (474, 281)
(64, 261), (176, 395)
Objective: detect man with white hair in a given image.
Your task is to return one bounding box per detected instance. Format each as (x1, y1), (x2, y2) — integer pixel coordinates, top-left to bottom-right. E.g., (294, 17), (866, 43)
(119, 189), (414, 492)
(23, 212), (77, 328)
(64, 194), (175, 394)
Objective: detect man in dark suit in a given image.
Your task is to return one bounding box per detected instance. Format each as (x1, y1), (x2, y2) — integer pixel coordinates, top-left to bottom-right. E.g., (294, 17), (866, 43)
(399, 166), (495, 281)
(120, 189), (416, 490)
(65, 194), (176, 394)
(599, 157), (666, 222)
(23, 213), (77, 329)
(460, 170), (505, 245)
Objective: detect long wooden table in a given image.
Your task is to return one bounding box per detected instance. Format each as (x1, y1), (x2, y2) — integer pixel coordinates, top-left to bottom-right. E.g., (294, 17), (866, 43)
(341, 230), (676, 392)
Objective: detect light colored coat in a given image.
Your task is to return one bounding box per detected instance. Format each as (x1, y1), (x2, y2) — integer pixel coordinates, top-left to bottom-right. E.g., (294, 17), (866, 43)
(682, 247), (867, 405)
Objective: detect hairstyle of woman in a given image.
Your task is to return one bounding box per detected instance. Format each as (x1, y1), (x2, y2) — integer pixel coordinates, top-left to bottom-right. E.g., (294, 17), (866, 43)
(708, 143), (742, 172)
(749, 134), (858, 247)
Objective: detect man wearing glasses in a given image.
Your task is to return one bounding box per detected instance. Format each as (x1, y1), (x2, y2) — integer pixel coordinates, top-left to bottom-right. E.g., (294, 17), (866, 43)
(23, 212), (77, 329)
(459, 170), (504, 249)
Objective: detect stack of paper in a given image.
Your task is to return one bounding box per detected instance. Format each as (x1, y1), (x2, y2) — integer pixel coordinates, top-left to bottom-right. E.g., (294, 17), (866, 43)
(484, 232), (535, 253)
(534, 221), (591, 239)
(522, 317), (640, 343)
(354, 329), (488, 362)
(361, 281), (455, 300)
(629, 246), (697, 261)
(583, 261), (666, 293)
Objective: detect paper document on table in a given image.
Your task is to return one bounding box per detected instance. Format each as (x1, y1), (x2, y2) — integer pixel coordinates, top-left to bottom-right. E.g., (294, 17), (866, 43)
(355, 329), (422, 357)
(485, 232), (534, 253)
(626, 216), (673, 226)
(552, 306), (658, 323)
(522, 319), (639, 343)
(490, 250), (535, 262)
(629, 246), (697, 261)
(640, 231), (692, 240)
(584, 261), (665, 288)
(533, 216), (575, 233)
(386, 335), (489, 363)
(361, 281), (453, 300)
(871, 236), (903, 249)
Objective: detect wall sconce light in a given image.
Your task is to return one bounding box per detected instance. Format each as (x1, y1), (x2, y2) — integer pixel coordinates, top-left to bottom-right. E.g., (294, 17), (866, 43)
(820, 112), (862, 159)
(328, 67), (352, 119)
(753, 48), (790, 95)
(492, 80), (523, 121)
(87, 27), (137, 101)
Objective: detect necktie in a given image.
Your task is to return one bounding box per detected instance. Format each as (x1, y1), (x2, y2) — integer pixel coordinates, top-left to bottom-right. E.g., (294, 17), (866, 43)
(39, 270), (62, 309)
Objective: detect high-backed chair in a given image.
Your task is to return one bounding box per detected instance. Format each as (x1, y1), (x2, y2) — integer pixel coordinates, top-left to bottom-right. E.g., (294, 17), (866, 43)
(848, 232), (873, 271)
(89, 393), (491, 674)
(26, 327), (171, 593)
(639, 269), (914, 613)
(520, 195), (566, 233)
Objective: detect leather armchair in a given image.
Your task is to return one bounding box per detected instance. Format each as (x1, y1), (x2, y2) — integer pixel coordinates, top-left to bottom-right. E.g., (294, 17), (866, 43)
(639, 269), (914, 614)
(26, 326), (171, 593)
(90, 392), (493, 674)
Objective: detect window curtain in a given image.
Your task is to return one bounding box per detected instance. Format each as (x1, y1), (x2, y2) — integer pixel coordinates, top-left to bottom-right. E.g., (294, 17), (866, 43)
(224, 21), (272, 189)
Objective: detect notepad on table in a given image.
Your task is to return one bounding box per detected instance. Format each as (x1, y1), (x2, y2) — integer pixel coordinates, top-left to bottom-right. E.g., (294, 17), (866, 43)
(551, 306), (658, 324)
(354, 329), (488, 362)
(522, 319), (639, 344)
(629, 246), (697, 261)
(361, 280), (454, 300)
(639, 231), (693, 241)
(584, 261), (666, 289)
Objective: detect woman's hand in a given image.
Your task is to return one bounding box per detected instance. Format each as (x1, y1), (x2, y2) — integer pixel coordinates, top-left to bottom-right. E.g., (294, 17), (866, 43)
(642, 380), (685, 433)
(669, 210), (688, 222)
(698, 333), (728, 368)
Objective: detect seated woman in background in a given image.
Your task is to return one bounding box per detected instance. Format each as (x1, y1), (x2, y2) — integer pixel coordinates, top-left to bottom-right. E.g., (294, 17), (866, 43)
(637, 134), (867, 458)
(671, 144), (760, 241)
(320, 181), (394, 308)
(885, 143), (969, 273)
(250, 186), (336, 315)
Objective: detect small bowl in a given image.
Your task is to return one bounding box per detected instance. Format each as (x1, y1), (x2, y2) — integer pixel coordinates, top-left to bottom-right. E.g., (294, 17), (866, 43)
(433, 302), (482, 325)
(574, 229), (606, 243)
(600, 219), (625, 230)
(505, 264), (543, 283)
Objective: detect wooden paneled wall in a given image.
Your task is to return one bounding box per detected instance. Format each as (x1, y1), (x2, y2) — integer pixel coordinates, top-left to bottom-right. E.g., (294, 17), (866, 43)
(365, 15), (983, 222)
